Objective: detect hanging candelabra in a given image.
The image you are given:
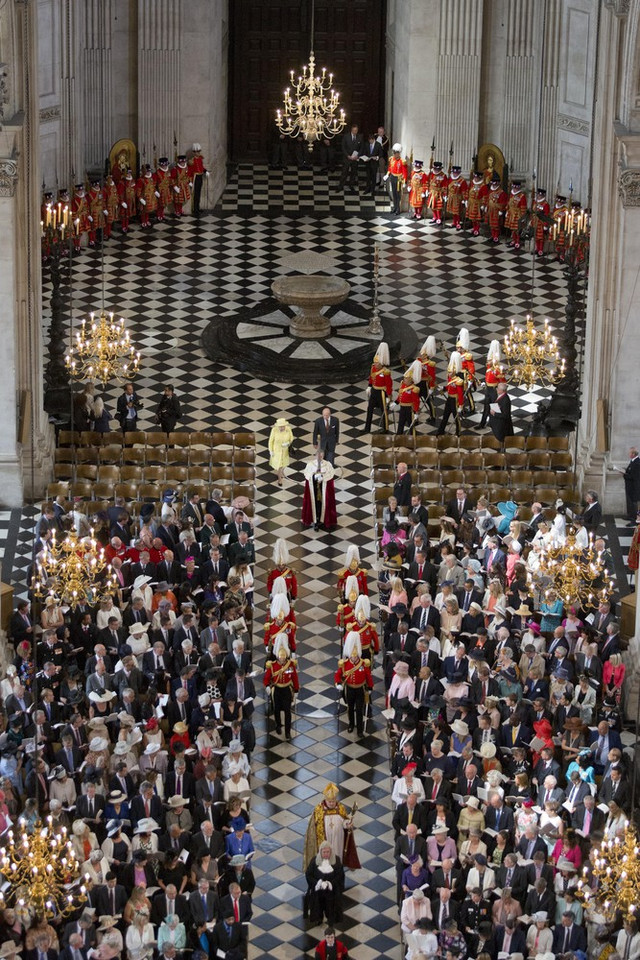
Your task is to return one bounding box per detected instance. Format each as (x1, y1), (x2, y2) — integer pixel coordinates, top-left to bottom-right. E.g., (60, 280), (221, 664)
(65, 309), (141, 385)
(503, 314), (565, 391)
(33, 529), (116, 608)
(537, 526), (614, 608)
(578, 821), (640, 923)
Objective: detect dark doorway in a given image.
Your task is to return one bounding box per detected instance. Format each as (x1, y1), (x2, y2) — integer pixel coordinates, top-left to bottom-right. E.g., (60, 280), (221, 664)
(228, 0), (386, 162)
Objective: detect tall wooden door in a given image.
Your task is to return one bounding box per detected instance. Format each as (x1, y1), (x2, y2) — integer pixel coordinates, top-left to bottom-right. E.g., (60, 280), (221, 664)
(229, 0), (386, 162)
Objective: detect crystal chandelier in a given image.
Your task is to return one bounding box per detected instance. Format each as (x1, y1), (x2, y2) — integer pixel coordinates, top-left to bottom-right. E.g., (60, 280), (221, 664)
(275, 0), (346, 148)
(0, 817), (89, 919)
(537, 526), (614, 608)
(33, 529), (116, 608)
(65, 309), (140, 385)
(503, 314), (564, 391)
(578, 821), (640, 922)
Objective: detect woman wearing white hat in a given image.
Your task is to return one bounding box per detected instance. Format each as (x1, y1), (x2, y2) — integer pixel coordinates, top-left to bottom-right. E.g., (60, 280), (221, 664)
(393, 360), (422, 436)
(268, 417), (294, 485)
(364, 341), (393, 433)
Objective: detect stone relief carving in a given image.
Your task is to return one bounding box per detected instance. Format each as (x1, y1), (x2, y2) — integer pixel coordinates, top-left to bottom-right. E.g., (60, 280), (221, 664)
(39, 105), (61, 123)
(618, 167), (640, 206)
(557, 114), (590, 136)
(604, 0), (630, 15)
(0, 156), (18, 197)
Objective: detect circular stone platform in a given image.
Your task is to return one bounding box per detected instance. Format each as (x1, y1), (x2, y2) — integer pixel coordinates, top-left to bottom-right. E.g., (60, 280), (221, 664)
(201, 296), (418, 384)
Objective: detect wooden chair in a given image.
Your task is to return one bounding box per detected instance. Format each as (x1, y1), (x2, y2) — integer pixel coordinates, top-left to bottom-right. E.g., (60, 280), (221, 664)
(525, 436), (548, 452)
(58, 430), (80, 447)
(75, 464), (98, 482)
(188, 466), (211, 484)
(372, 449), (396, 468)
(233, 483), (256, 501)
(100, 445), (123, 465)
(98, 465), (121, 484)
(547, 436), (569, 451)
(138, 483), (162, 501)
(437, 434), (458, 453)
(234, 466), (256, 482)
(75, 447), (99, 465)
(416, 449), (438, 469)
(504, 435), (526, 452)
(441, 469), (465, 488)
(167, 447), (189, 466)
(54, 462), (74, 481)
(555, 471), (575, 488)
(480, 435), (503, 451)
(488, 485), (511, 502)
(189, 447), (211, 466)
(371, 434), (395, 450)
(510, 470), (533, 488)
(70, 480), (94, 499)
(120, 465), (144, 483)
(550, 451), (573, 471)
(414, 435), (437, 450)
(143, 465), (166, 483)
(458, 435), (481, 451)
(80, 431), (103, 447)
(211, 465), (233, 482)
(187, 484), (209, 501)
(373, 466), (395, 485)
(534, 486), (558, 505)
(528, 451), (551, 471)
(168, 431), (190, 450)
(122, 446), (146, 466)
(465, 469), (488, 487)
(165, 466), (189, 485)
(145, 432), (168, 448)
(439, 452), (463, 470)
(233, 432), (255, 448)
(483, 452), (506, 470)
(211, 432), (235, 448)
(123, 430), (146, 448)
(212, 448), (234, 466)
(54, 448), (74, 463)
(420, 484), (443, 503)
(233, 447), (256, 465)
(189, 431), (212, 449)
(46, 482), (70, 500)
(510, 486), (533, 504)
(505, 452), (528, 471)
(375, 485), (394, 503)
(115, 482), (139, 501)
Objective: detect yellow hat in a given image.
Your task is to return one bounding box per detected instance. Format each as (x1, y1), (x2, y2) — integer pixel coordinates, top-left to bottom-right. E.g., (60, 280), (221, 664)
(323, 782), (339, 802)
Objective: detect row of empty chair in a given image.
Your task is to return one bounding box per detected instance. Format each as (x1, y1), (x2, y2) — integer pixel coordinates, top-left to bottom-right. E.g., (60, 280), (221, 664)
(372, 449), (573, 472)
(55, 430), (256, 468)
(53, 459), (256, 484)
(45, 480), (256, 517)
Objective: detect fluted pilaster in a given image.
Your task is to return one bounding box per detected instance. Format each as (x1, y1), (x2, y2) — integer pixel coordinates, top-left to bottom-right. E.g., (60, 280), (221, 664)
(537, 0), (561, 190)
(137, 0), (182, 164)
(80, 0), (113, 171)
(434, 0), (483, 169)
(503, 0), (537, 174)
(59, 0), (83, 182)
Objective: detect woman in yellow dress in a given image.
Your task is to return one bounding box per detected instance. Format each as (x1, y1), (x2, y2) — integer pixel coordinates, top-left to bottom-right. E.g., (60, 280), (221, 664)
(268, 417), (294, 485)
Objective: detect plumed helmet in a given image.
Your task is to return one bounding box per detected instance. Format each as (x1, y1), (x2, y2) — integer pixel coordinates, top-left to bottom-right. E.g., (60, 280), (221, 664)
(487, 339), (501, 363)
(355, 594), (371, 620)
(375, 341), (390, 366)
(343, 630), (362, 659)
(270, 593), (290, 619)
(421, 336), (437, 358)
(272, 537), (291, 567)
(456, 327), (470, 351)
(448, 351), (463, 374)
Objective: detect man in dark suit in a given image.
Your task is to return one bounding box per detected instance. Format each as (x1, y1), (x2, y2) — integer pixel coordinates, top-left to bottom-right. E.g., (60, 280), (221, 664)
(489, 382), (514, 442)
(589, 720), (623, 772)
(25, 936), (59, 960)
(459, 889), (492, 933)
(598, 767), (630, 810)
(222, 643), (252, 681)
(9, 599), (34, 645)
(360, 132), (384, 196)
(422, 770), (452, 806)
(189, 878), (220, 924)
(495, 854), (528, 905)
(208, 914), (247, 960)
(494, 918), (527, 956)
(393, 462), (412, 507)
(484, 795), (514, 834)
(552, 912), (587, 953)
(600, 623), (621, 661)
(200, 546), (229, 584)
(517, 828), (548, 860)
(224, 509), (253, 543)
(116, 383), (142, 432)
(312, 407), (339, 465)
(219, 884), (253, 923)
(151, 884), (189, 925)
(456, 579), (483, 614)
(582, 490), (602, 532)
(445, 487), (474, 524)
(524, 876), (556, 918)
(228, 532), (255, 567)
(129, 782), (164, 830)
(394, 824), (428, 902)
(155, 384), (182, 433)
(430, 860), (464, 900)
(410, 593), (440, 633)
(431, 888), (460, 929)
(391, 795), (429, 838)
(122, 596), (149, 630)
(189, 821), (225, 860)
(76, 784), (106, 821)
(623, 446), (640, 521)
(406, 550), (439, 600)
(95, 872), (128, 916)
(571, 796), (606, 836)
(339, 124), (363, 191)
(165, 760), (195, 802)
(156, 552), (181, 585)
(130, 550), (157, 584)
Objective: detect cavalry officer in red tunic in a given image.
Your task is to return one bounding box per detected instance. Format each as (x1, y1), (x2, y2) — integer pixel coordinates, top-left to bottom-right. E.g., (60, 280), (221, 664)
(408, 160), (428, 220)
(447, 165), (468, 230)
(364, 341), (393, 433)
(479, 339), (506, 429)
(334, 631), (374, 736)
(264, 633), (299, 740)
(102, 174), (119, 239)
(417, 336), (437, 422)
(427, 161), (448, 225)
(337, 546), (368, 601)
(467, 170), (488, 237)
(384, 143), (407, 216)
(264, 594), (297, 653)
(345, 595), (380, 661)
(532, 187), (550, 257)
(553, 194), (569, 261)
(136, 165), (159, 228)
(456, 327), (477, 414)
(394, 359), (421, 437)
(171, 155), (192, 217)
(505, 180), (527, 249)
(486, 172), (507, 243)
(188, 143), (209, 215)
(71, 183), (90, 251)
(437, 351), (465, 437)
(336, 575), (360, 632)
(155, 157), (173, 222)
(266, 538), (298, 602)
(118, 168), (137, 233)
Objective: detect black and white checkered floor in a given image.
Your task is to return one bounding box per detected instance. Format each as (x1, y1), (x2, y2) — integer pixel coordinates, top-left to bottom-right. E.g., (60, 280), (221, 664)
(0, 163), (632, 958)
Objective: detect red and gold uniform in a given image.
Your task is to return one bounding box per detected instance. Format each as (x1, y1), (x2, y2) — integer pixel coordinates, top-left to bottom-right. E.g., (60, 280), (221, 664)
(437, 354), (466, 437)
(136, 167), (158, 228)
(263, 616), (297, 652)
(334, 656), (373, 736)
(420, 355), (436, 393)
(553, 196), (569, 261)
(408, 163), (428, 220)
(505, 183), (527, 248)
(447, 166), (468, 230)
(532, 189), (551, 256)
(479, 354), (506, 428)
(446, 373), (465, 409)
(87, 181), (105, 245)
(118, 170), (137, 232)
(188, 146), (207, 215)
(336, 566), (368, 600)
(364, 359), (393, 432)
(387, 150), (408, 215)
(171, 156), (191, 216)
(264, 655), (299, 738)
(467, 173), (489, 236)
(266, 566), (298, 600)
(396, 375), (421, 436)
(154, 159), (173, 221)
(71, 185), (91, 251)
(102, 176), (119, 239)
(336, 601), (356, 631)
(427, 163), (448, 224)
(486, 178), (508, 242)
(345, 618), (380, 656)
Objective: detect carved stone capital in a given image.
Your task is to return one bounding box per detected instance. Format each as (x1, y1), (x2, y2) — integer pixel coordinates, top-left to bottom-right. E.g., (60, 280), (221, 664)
(618, 167), (640, 206)
(0, 157), (18, 197)
(604, 0), (630, 16)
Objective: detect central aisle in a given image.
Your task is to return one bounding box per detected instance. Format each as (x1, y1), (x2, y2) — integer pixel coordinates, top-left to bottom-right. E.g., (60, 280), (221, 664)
(247, 406), (399, 959)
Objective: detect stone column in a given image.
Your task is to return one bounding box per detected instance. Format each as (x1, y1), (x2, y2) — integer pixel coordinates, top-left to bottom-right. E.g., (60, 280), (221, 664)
(80, 0), (113, 172)
(502, 0), (539, 177)
(537, 0), (561, 190)
(0, 151), (23, 505)
(137, 0), (182, 165)
(434, 0), (483, 171)
(59, 0), (83, 182)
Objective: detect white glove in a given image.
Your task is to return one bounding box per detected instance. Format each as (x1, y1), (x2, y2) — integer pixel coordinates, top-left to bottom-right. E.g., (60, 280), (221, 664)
(173, 186), (180, 193)
(121, 202), (128, 209)
(264, 685), (270, 693)
(88, 216), (93, 222)
(205, 171), (210, 177)
(139, 199), (146, 206)
(366, 386), (371, 397)
(335, 684), (343, 691)
(154, 190), (160, 198)
(422, 193), (427, 199)
(188, 181), (193, 188)
(103, 210), (108, 216)
(383, 173), (389, 182)
(315, 880), (324, 891)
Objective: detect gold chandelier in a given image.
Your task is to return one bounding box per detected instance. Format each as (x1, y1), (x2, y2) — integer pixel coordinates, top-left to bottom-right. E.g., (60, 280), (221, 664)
(275, 0), (346, 147)
(578, 821), (640, 922)
(503, 314), (564, 390)
(0, 817), (89, 919)
(66, 309), (140, 385)
(538, 526), (614, 608)
(33, 529), (116, 608)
